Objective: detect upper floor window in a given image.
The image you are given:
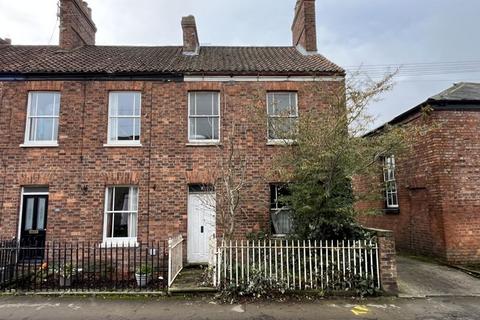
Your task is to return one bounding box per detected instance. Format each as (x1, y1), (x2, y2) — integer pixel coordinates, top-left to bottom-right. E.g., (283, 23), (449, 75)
(188, 92), (220, 143)
(383, 155), (399, 208)
(107, 92), (141, 146)
(103, 186), (138, 246)
(270, 184), (293, 235)
(24, 92), (60, 146)
(267, 92), (298, 142)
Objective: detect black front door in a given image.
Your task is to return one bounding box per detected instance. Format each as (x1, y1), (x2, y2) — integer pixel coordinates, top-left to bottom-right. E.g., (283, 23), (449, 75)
(20, 194), (48, 260)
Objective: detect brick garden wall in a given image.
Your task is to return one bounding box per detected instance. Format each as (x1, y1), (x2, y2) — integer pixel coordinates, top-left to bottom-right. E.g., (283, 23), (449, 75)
(0, 79), (342, 245)
(357, 110), (480, 264)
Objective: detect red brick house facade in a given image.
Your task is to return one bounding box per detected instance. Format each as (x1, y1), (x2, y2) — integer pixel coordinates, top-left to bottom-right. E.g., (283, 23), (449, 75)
(0, 0), (344, 263)
(358, 83), (480, 264)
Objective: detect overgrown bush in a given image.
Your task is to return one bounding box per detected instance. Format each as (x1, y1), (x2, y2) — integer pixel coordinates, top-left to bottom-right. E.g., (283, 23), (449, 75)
(217, 269), (288, 302)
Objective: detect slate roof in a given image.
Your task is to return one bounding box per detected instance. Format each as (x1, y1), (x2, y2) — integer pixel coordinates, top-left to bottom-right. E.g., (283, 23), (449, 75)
(366, 82), (480, 136)
(429, 82), (480, 102)
(0, 45), (344, 76)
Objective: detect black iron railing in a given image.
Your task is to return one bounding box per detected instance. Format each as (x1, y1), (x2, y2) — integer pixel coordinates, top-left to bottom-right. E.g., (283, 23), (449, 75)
(0, 239), (168, 292)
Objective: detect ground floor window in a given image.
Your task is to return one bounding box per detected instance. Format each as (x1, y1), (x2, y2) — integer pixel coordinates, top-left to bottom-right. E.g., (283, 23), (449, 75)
(103, 186), (138, 245)
(270, 184), (293, 235)
(383, 155), (399, 209)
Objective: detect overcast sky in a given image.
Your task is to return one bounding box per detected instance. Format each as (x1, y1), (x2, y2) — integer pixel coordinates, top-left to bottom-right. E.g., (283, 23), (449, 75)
(1, 0), (480, 128)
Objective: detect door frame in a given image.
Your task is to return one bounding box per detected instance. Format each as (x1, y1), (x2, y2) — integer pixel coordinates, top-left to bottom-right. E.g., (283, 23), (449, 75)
(187, 189), (216, 264)
(17, 187), (49, 241)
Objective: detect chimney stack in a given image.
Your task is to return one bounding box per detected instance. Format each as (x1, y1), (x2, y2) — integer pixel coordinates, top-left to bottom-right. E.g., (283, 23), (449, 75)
(59, 0), (96, 49)
(292, 0), (317, 53)
(0, 38), (11, 45)
(182, 15), (200, 55)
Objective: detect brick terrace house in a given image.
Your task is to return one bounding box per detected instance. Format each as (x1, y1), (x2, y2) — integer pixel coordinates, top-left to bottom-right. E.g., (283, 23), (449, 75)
(358, 82), (480, 264)
(0, 0), (344, 263)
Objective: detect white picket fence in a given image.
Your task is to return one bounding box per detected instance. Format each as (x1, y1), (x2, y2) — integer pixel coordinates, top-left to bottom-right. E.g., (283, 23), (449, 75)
(213, 239), (380, 290)
(168, 235), (184, 287)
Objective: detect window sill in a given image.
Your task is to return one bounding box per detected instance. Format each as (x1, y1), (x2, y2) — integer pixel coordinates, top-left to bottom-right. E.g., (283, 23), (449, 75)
(266, 139), (296, 146)
(103, 143), (143, 148)
(101, 239), (139, 248)
(271, 234), (288, 238)
(384, 208), (400, 214)
(20, 143), (59, 148)
(186, 141), (221, 147)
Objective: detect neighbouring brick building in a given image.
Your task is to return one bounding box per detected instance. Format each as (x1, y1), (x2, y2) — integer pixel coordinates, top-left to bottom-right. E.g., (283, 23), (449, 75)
(358, 82), (480, 264)
(0, 0), (344, 263)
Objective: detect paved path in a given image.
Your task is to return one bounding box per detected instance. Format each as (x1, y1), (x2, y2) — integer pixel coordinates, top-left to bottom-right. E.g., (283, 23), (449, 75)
(0, 295), (480, 320)
(397, 256), (480, 297)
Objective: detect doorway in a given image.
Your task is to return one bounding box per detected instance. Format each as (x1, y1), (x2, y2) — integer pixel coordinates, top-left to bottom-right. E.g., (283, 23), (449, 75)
(187, 186), (216, 264)
(19, 187), (49, 260)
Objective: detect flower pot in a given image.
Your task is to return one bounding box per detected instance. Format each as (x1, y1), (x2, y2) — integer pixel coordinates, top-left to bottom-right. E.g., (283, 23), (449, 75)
(135, 273), (151, 287)
(59, 276), (71, 287)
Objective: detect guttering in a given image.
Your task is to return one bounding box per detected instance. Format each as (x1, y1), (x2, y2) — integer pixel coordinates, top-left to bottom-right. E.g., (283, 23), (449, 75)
(184, 75), (344, 82)
(0, 72), (184, 81)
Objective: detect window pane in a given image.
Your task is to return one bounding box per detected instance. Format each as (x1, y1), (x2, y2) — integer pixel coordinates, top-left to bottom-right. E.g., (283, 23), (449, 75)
(195, 118), (214, 140)
(194, 92), (215, 115)
(109, 118), (118, 141)
(271, 209), (293, 235)
(275, 93), (293, 115)
(130, 213), (137, 238)
(117, 118), (135, 141)
(134, 118), (140, 141)
(212, 93), (219, 115)
(189, 117), (196, 140)
(24, 187), (49, 194)
(35, 118), (55, 141)
(131, 187), (138, 211)
(28, 118), (37, 141)
(107, 188), (114, 211)
(212, 118), (219, 140)
(116, 92), (136, 116)
(106, 213), (113, 237)
(34, 93), (58, 116)
(24, 197), (34, 230)
(268, 118), (295, 140)
(52, 118), (59, 140)
(114, 187), (130, 211)
(113, 213), (129, 237)
(268, 93), (296, 116)
(37, 198), (46, 230)
(270, 185), (290, 210)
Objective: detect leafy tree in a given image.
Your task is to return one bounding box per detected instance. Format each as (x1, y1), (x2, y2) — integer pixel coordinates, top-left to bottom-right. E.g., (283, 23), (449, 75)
(267, 72), (429, 240)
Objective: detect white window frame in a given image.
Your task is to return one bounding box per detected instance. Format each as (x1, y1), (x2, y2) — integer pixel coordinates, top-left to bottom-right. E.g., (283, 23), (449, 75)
(22, 92), (60, 147)
(187, 91), (221, 144)
(266, 92), (298, 144)
(383, 155), (399, 209)
(106, 92), (142, 147)
(102, 186), (139, 247)
(270, 184), (293, 236)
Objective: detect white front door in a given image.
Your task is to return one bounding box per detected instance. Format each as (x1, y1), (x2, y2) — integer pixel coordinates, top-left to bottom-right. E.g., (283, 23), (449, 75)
(187, 192), (216, 263)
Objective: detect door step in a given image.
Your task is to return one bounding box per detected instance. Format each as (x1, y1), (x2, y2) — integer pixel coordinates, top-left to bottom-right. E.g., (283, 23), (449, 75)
(168, 267), (216, 293)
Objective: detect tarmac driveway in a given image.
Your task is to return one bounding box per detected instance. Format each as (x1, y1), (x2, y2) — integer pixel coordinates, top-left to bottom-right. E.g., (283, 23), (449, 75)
(397, 255), (480, 297)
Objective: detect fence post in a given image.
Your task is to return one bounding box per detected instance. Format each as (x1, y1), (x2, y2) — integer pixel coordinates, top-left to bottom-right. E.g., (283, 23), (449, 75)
(208, 235), (217, 286)
(168, 237), (172, 287)
(370, 228), (398, 294)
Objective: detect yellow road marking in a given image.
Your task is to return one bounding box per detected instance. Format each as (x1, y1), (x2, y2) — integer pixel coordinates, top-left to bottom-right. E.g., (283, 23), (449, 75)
(351, 305), (369, 316)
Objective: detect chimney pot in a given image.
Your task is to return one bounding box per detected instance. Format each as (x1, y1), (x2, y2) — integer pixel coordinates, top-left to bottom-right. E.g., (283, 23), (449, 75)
(0, 38), (11, 45)
(182, 15), (200, 55)
(292, 0), (317, 53)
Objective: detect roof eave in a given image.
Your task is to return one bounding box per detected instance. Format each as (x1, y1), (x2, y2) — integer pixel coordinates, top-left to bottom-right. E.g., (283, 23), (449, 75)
(365, 99), (480, 137)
